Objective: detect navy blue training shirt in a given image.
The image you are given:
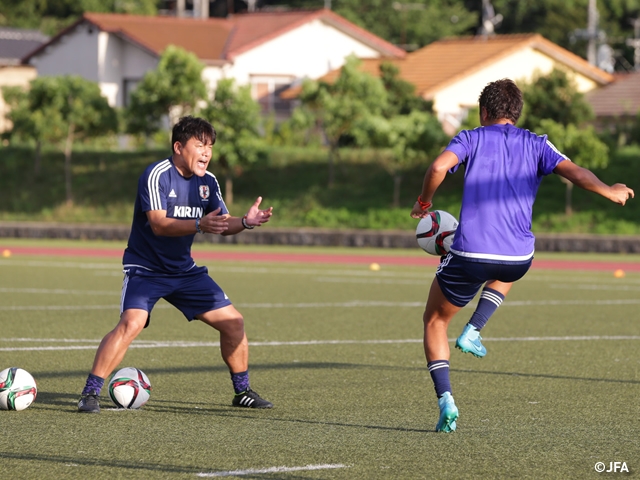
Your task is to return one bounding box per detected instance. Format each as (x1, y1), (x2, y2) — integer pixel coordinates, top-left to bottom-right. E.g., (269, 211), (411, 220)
(123, 157), (228, 274)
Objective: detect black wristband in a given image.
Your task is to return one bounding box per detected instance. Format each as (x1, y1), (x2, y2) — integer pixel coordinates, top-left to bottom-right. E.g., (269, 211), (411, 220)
(241, 215), (254, 229)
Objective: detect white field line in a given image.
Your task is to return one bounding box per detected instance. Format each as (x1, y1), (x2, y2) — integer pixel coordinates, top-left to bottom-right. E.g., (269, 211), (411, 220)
(501, 299), (640, 306)
(0, 287), (118, 295)
(2, 336), (639, 352)
(209, 265), (425, 278)
(196, 463), (348, 477)
(3, 258), (640, 284)
(3, 297), (640, 312)
(0, 259), (118, 269)
(0, 305), (121, 311)
(550, 283), (640, 291)
(0, 259), (423, 278)
(527, 274), (640, 285)
(316, 276), (423, 285)
(0, 301), (427, 311)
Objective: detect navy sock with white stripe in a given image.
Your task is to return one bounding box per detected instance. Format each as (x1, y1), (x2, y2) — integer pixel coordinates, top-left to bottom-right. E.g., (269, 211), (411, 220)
(231, 370), (250, 394)
(427, 360), (451, 398)
(468, 286), (505, 331)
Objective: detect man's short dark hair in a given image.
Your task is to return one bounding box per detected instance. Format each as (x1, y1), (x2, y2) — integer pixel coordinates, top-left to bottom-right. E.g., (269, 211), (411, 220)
(478, 79), (523, 124)
(171, 116), (216, 147)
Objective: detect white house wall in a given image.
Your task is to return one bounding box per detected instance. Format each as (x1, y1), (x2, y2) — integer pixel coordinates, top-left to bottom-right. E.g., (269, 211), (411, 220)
(29, 22), (99, 82)
(98, 32), (121, 106)
(0, 65), (37, 132)
(114, 38), (158, 107)
(96, 32), (158, 107)
(28, 17), (387, 109)
(229, 19), (381, 86)
(120, 40), (157, 80)
(202, 65), (227, 93)
(28, 23), (159, 107)
(432, 47), (600, 135)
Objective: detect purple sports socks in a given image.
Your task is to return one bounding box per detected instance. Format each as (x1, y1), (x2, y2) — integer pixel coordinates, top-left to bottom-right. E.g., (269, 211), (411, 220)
(231, 370), (250, 394)
(82, 373), (105, 395)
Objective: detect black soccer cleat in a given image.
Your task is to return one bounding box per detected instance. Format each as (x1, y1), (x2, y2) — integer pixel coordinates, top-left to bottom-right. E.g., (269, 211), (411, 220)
(232, 388), (273, 409)
(77, 393), (101, 413)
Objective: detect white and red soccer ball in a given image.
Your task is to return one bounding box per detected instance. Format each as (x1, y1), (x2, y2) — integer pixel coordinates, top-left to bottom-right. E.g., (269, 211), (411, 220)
(108, 367), (152, 409)
(416, 210), (459, 256)
(0, 367), (37, 411)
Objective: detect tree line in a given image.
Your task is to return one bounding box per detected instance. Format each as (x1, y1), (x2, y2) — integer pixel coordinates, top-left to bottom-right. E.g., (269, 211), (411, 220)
(4, 44), (631, 217)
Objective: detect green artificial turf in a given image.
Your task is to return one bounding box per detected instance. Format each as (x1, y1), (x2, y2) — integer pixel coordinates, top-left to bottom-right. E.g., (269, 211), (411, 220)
(1, 244), (639, 478)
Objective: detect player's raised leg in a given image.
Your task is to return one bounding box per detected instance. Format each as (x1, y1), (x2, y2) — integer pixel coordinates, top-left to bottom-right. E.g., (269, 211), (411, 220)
(198, 305), (273, 409)
(423, 278), (462, 432)
(78, 309), (148, 413)
(456, 280), (511, 358)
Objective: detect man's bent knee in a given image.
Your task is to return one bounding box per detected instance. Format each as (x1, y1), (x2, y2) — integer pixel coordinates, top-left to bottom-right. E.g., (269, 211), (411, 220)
(198, 307), (245, 334)
(116, 309), (148, 338)
(213, 315), (245, 336)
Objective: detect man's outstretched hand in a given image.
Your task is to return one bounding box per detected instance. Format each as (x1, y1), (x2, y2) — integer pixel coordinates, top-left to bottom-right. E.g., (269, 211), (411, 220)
(244, 196), (273, 227)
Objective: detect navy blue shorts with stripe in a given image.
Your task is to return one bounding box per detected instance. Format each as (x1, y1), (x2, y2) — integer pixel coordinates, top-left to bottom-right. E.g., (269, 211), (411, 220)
(121, 266), (232, 324)
(435, 253), (532, 307)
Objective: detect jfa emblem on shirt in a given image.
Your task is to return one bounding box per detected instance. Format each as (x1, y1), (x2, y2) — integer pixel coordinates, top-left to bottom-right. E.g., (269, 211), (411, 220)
(199, 185), (210, 199)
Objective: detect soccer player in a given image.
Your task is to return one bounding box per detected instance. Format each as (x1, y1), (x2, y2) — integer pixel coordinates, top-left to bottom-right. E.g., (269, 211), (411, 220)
(410, 79), (634, 432)
(78, 116), (274, 413)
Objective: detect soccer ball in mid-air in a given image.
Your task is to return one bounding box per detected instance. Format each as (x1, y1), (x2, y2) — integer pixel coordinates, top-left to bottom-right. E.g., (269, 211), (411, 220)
(108, 367), (151, 409)
(416, 210), (459, 256)
(0, 367), (37, 411)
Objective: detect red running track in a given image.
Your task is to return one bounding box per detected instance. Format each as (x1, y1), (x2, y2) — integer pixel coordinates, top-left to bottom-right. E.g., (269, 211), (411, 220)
(2, 245), (640, 272)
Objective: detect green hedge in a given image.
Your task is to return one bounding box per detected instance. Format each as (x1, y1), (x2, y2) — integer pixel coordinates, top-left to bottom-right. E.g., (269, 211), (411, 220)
(1, 144), (639, 233)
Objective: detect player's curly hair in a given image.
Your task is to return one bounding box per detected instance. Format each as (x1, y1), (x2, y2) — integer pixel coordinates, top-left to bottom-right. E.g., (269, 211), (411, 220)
(478, 79), (523, 124)
(172, 116), (217, 148)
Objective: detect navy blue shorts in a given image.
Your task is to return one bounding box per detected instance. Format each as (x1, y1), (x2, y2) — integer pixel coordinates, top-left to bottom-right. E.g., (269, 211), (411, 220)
(121, 266), (232, 325)
(435, 253), (532, 307)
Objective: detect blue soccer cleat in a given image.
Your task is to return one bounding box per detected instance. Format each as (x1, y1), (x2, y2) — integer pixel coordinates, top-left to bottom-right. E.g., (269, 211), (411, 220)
(436, 392), (458, 433)
(456, 324), (487, 358)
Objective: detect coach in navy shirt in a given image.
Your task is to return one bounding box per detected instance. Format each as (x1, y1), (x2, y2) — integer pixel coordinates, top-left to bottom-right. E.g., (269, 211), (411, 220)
(78, 116), (274, 413)
(410, 79), (634, 432)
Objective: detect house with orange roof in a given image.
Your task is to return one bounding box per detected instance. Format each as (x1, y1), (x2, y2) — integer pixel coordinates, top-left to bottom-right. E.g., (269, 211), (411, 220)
(285, 33), (614, 135)
(21, 10), (404, 117)
(585, 71), (640, 134)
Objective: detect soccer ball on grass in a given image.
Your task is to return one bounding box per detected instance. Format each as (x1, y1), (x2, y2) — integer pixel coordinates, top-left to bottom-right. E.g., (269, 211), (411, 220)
(416, 210), (459, 256)
(0, 367), (37, 411)
(108, 367), (151, 409)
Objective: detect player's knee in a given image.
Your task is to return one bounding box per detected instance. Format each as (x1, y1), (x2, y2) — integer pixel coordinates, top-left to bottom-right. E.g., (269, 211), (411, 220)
(214, 315), (244, 338)
(117, 312), (147, 338)
(423, 312), (447, 328)
(224, 314), (244, 334)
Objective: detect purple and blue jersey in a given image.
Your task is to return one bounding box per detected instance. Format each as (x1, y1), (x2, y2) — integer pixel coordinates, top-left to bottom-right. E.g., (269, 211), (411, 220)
(445, 124), (567, 262)
(123, 157), (227, 274)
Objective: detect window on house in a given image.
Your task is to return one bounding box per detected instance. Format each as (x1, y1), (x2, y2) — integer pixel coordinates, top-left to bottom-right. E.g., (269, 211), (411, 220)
(250, 75), (296, 119)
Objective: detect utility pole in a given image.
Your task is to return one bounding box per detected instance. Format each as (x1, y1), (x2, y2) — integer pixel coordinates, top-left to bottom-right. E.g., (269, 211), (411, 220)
(193, 0), (209, 19)
(587, 0), (598, 65)
(392, 2), (425, 50)
(571, 0), (603, 66)
(176, 0), (186, 17)
(478, 0), (502, 36)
